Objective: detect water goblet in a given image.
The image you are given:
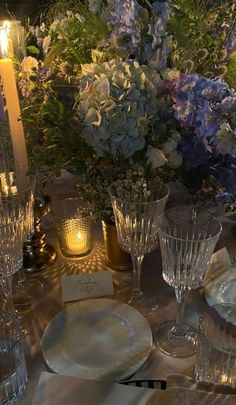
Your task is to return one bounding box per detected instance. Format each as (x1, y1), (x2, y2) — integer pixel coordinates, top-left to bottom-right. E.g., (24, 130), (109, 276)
(154, 205), (222, 357)
(10, 176), (45, 309)
(108, 180), (169, 317)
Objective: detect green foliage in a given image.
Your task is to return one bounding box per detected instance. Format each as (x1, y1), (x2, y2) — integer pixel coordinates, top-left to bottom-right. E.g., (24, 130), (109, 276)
(27, 45), (40, 55)
(168, 0), (236, 84)
(225, 51), (236, 89)
(44, 11), (108, 68)
(41, 0), (91, 23)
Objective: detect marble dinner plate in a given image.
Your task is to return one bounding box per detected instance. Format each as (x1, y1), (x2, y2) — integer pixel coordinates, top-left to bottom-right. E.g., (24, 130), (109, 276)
(41, 298), (152, 382)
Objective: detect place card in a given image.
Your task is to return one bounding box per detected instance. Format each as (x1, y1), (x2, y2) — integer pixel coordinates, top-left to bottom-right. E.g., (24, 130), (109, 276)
(61, 271), (114, 302)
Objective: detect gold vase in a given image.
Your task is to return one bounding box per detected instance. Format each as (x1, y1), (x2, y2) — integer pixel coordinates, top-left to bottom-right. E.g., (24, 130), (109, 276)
(102, 220), (132, 271)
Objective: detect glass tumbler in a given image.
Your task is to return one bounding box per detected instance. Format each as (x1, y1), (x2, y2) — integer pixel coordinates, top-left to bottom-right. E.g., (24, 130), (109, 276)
(0, 312), (28, 404)
(196, 303), (236, 386)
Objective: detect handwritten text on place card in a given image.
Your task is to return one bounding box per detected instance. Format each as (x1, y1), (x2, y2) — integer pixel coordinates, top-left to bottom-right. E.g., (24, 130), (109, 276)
(61, 272), (114, 302)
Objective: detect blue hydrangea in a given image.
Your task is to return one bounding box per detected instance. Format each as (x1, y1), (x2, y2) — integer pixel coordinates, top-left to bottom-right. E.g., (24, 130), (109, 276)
(74, 59), (161, 158)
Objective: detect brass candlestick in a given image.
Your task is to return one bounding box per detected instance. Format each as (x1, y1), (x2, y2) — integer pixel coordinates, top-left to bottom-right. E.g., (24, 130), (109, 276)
(23, 194), (56, 273)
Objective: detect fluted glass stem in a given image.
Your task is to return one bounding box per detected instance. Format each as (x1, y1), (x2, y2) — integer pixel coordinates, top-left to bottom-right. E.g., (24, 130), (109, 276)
(1, 275), (15, 313)
(131, 254), (144, 298)
(172, 287), (188, 335)
(15, 268), (28, 288)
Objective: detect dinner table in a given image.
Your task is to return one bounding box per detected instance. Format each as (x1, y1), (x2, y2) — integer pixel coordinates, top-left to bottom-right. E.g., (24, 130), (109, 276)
(17, 174), (236, 404)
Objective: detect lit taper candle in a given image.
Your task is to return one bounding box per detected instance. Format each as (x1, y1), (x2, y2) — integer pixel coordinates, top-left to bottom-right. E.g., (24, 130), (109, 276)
(0, 23), (28, 190)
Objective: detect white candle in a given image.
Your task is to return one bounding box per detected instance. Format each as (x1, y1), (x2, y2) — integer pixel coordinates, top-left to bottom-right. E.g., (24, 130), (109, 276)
(0, 25), (28, 190)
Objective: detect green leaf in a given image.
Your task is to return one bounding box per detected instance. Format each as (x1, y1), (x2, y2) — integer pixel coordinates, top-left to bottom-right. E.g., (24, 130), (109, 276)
(27, 45), (40, 55)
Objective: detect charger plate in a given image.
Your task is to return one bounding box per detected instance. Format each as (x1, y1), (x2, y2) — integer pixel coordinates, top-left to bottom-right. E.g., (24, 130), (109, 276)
(41, 298), (152, 382)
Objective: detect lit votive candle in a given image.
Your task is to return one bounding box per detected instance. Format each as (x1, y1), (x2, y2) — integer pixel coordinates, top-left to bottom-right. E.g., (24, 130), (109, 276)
(57, 218), (93, 258)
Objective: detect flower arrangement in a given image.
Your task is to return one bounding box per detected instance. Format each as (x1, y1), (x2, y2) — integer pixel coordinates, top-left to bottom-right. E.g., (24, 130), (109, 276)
(17, 0), (236, 220)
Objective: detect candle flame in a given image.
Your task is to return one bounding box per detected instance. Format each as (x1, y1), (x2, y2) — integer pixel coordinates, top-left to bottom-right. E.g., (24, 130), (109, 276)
(77, 232), (83, 240)
(0, 27), (8, 57)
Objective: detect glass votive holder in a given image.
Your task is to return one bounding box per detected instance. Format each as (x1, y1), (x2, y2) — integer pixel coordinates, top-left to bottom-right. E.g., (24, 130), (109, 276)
(195, 304), (236, 387)
(53, 197), (93, 258)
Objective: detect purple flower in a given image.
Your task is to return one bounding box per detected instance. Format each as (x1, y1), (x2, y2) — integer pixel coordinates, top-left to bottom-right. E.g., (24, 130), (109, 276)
(107, 0), (142, 55)
(216, 192), (236, 205)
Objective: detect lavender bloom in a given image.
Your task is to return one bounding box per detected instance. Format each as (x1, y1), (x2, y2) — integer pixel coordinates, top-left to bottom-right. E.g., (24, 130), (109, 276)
(107, 0), (143, 56)
(144, 1), (172, 70)
(216, 192), (236, 205)
(148, 1), (172, 48)
(172, 72), (236, 195)
(175, 73), (234, 167)
(226, 22), (236, 54)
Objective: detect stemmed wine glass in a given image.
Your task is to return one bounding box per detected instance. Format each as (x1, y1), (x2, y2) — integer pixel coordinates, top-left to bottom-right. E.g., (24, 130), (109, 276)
(0, 201), (24, 313)
(10, 176), (44, 309)
(108, 180), (169, 317)
(154, 205), (222, 357)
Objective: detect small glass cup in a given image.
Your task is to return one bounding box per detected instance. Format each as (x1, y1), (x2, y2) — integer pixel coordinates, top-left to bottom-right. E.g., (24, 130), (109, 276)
(0, 312), (28, 404)
(196, 303), (236, 386)
(53, 197), (93, 258)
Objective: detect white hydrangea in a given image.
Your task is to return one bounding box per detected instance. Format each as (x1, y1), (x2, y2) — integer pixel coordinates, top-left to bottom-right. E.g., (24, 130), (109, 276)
(217, 122), (236, 155)
(50, 19), (61, 32)
(162, 68), (180, 81)
(40, 23), (46, 32)
(167, 150), (183, 168)
(21, 56), (38, 74)
(162, 131), (182, 168)
(146, 146), (167, 168)
(42, 35), (51, 54)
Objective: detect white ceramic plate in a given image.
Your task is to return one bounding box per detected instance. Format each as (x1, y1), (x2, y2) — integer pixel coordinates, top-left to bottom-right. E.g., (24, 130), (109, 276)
(204, 266), (236, 307)
(41, 298), (152, 382)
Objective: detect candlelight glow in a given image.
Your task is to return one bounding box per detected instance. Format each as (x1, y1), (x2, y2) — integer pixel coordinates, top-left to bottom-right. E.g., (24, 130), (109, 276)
(0, 28), (8, 57)
(2, 21), (11, 29)
(0, 19), (29, 189)
(77, 232), (83, 240)
(221, 373), (232, 385)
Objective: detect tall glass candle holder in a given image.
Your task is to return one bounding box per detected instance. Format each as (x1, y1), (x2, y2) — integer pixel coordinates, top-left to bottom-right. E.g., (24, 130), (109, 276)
(53, 197), (93, 258)
(0, 20), (25, 60)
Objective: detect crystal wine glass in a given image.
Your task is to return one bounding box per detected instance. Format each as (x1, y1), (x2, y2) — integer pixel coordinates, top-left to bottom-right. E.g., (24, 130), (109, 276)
(109, 180), (169, 317)
(10, 176), (44, 309)
(0, 201), (24, 313)
(154, 205), (222, 357)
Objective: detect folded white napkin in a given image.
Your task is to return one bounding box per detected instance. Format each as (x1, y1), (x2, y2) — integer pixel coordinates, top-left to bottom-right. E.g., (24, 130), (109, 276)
(32, 372), (160, 405)
(32, 372), (236, 405)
